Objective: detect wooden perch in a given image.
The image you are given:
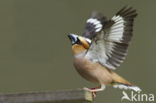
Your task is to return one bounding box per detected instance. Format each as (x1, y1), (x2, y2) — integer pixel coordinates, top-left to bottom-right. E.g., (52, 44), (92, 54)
(0, 89), (93, 103)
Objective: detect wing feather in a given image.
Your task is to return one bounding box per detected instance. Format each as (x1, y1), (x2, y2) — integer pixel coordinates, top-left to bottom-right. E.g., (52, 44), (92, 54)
(85, 6), (137, 70)
(82, 12), (108, 39)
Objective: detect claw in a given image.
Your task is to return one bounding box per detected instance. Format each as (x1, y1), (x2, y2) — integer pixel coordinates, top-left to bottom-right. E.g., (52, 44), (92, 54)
(83, 84), (105, 99)
(91, 88), (97, 99)
(83, 87), (97, 99)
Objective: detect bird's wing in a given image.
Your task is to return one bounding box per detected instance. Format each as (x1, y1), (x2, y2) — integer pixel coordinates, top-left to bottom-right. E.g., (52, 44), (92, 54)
(85, 6), (137, 70)
(82, 12), (109, 39)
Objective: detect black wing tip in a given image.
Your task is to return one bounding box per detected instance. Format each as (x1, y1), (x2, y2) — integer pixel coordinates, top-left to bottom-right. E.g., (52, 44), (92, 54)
(114, 6), (137, 44)
(116, 6), (138, 18)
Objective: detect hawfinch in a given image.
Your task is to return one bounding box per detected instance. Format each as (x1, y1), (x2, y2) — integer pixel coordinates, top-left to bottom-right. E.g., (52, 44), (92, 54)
(67, 6), (141, 96)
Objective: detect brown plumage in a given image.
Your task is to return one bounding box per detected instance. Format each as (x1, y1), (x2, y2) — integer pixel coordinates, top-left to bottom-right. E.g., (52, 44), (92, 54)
(67, 6), (141, 96)
(70, 35), (131, 86)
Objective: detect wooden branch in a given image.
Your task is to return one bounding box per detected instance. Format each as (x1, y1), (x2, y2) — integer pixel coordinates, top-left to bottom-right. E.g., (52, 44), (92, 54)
(0, 89), (93, 103)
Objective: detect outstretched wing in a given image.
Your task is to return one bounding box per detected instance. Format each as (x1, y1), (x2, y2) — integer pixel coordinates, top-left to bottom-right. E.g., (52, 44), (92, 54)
(85, 6), (137, 70)
(82, 12), (109, 39)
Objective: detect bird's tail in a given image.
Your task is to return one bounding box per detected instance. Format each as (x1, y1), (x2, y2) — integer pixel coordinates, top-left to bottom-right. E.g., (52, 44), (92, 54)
(111, 71), (141, 92)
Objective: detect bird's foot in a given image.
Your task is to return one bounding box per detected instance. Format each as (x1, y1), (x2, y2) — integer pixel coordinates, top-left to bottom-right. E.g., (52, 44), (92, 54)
(83, 84), (105, 99)
(91, 88), (97, 98)
(83, 87), (97, 99)
(83, 84), (105, 92)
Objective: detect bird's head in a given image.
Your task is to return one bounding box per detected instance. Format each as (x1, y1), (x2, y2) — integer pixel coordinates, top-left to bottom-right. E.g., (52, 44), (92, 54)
(68, 34), (91, 55)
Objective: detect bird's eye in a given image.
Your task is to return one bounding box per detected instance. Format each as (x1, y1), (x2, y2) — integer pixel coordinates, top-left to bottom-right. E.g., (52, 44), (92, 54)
(76, 37), (81, 44)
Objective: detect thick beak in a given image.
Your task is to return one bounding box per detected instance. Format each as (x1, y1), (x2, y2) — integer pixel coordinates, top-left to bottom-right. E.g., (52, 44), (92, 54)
(67, 34), (78, 45)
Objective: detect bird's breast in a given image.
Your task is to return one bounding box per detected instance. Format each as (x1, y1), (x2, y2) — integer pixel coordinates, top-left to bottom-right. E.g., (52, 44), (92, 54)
(73, 56), (113, 84)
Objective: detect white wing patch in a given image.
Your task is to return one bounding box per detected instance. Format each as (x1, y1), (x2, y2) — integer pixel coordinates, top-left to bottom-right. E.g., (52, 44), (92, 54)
(85, 31), (117, 69)
(85, 16), (126, 70)
(108, 15), (124, 42)
(84, 7), (137, 70)
(84, 37), (92, 44)
(87, 18), (102, 32)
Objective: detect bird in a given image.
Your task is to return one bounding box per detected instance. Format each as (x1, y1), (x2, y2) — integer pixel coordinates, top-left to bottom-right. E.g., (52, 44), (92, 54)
(67, 6), (141, 97)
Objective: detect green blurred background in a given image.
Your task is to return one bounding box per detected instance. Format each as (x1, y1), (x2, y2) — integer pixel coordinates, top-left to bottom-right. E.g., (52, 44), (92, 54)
(0, 0), (155, 103)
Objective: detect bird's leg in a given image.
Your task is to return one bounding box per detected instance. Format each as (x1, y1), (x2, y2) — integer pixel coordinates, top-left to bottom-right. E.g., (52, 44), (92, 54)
(83, 84), (105, 92)
(90, 87), (97, 98)
(83, 84), (105, 98)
